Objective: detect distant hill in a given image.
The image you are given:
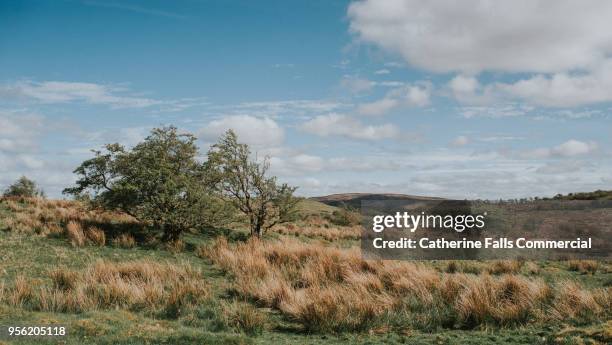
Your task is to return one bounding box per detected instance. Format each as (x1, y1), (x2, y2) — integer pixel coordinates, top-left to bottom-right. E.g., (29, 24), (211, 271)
(311, 193), (444, 209)
(550, 190), (612, 200)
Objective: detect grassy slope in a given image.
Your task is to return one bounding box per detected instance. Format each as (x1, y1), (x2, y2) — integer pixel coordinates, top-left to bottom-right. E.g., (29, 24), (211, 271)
(0, 200), (610, 345)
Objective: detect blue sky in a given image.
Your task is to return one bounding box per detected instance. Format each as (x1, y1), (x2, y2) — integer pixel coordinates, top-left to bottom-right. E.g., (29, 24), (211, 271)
(1, 0), (611, 199)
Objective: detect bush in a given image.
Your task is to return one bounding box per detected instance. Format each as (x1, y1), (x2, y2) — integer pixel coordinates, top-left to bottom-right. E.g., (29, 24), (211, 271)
(3, 176), (44, 198)
(326, 208), (361, 227)
(63, 126), (234, 243)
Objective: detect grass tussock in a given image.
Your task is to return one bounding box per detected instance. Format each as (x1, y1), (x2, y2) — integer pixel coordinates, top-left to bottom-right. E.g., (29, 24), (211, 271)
(201, 237), (610, 332)
(272, 223), (362, 241)
(113, 233), (136, 249)
(0, 197), (138, 246)
(486, 260), (524, 275)
(66, 221), (86, 247)
(85, 226), (106, 246)
(0, 260), (209, 317)
(567, 260), (599, 274)
(221, 300), (267, 335)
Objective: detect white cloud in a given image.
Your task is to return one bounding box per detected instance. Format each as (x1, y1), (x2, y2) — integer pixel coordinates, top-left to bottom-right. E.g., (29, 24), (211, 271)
(301, 113), (398, 140)
(374, 69), (390, 75)
(200, 115), (285, 148)
(496, 61), (612, 107)
(552, 140), (597, 157)
(348, 0), (612, 74)
(0, 80), (163, 108)
(358, 84), (431, 116)
(509, 139), (598, 159)
(459, 104), (534, 118)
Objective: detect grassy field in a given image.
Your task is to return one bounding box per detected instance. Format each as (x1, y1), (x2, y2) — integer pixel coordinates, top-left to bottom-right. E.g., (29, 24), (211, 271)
(0, 197), (610, 344)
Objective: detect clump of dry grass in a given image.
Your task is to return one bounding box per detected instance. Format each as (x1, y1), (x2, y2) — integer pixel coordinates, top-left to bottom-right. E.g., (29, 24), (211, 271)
(85, 226), (106, 246)
(200, 237), (610, 332)
(486, 260), (524, 275)
(1, 260), (209, 317)
(272, 224), (362, 241)
(113, 234), (136, 248)
(567, 260), (599, 274)
(66, 221), (86, 247)
(1, 197), (138, 246)
(165, 239), (185, 253)
(222, 300), (267, 335)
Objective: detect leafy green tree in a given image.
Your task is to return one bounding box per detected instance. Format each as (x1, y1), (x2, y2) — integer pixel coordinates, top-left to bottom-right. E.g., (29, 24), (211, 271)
(3, 176), (45, 198)
(207, 130), (299, 238)
(63, 126), (233, 242)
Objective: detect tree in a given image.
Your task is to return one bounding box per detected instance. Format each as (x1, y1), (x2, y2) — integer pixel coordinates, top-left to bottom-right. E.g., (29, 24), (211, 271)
(63, 126), (233, 242)
(207, 130), (299, 238)
(3, 176), (45, 198)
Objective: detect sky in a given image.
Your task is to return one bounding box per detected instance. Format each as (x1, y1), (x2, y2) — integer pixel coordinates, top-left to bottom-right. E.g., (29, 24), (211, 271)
(1, 0), (611, 199)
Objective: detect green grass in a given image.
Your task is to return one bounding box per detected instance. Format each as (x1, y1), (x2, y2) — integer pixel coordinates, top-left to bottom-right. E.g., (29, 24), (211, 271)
(0, 200), (610, 345)
(295, 199), (338, 216)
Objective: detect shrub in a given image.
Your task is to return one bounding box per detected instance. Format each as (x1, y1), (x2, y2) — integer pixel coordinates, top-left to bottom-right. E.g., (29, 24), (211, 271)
(3, 176), (44, 198)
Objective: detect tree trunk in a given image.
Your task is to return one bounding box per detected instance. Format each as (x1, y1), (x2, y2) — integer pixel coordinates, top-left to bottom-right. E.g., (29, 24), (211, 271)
(250, 218), (263, 238)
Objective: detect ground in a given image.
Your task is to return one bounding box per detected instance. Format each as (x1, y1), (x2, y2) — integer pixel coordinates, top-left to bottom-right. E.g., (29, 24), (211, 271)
(0, 198), (610, 345)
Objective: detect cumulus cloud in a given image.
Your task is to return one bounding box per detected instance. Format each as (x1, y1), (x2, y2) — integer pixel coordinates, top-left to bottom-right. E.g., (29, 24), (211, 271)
(300, 113), (398, 140)
(350, 1), (612, 108)
(200, 115), (285, 148)
(508, 139), (598, 159)
(495, 61), (612, 107)
(348, 0), (612, 74)
(357, 83), (431, 116)
(0, 80), (164, 108)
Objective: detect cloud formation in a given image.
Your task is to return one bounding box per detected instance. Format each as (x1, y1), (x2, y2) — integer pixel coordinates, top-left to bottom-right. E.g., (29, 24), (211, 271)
(300, 113), (398, 141)
(0, 81), (162, 108)
(348, 0), (612, 74)
(200, 115), (285, 148)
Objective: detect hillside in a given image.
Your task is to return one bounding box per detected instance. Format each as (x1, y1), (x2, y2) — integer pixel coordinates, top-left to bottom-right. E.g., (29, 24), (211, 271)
(311, 193), (444, 209)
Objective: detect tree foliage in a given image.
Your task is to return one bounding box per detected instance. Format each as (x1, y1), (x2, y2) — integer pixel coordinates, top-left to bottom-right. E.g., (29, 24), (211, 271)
(3, 176), (45, 198)
(207, 130), (299, 237)
(63, 126), (233, 241)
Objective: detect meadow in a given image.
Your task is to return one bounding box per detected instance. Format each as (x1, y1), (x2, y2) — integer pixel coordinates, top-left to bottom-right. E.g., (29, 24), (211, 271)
(0, 196), (610, 345)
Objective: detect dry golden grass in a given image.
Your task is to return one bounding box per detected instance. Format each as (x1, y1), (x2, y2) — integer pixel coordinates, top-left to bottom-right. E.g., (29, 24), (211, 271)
(85, 226), (106, 246)
(222, 300), (268, 335)
(66, 221), (86, 247)
(1, 260), (209, 317)
(200, 237), (610, 332)
(113, 234), (136, 248)
(1, 197), (138, 247)
(272, 223), (362, 241)
(486, 260), (524, 275)
(567, 260), (599, 274)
